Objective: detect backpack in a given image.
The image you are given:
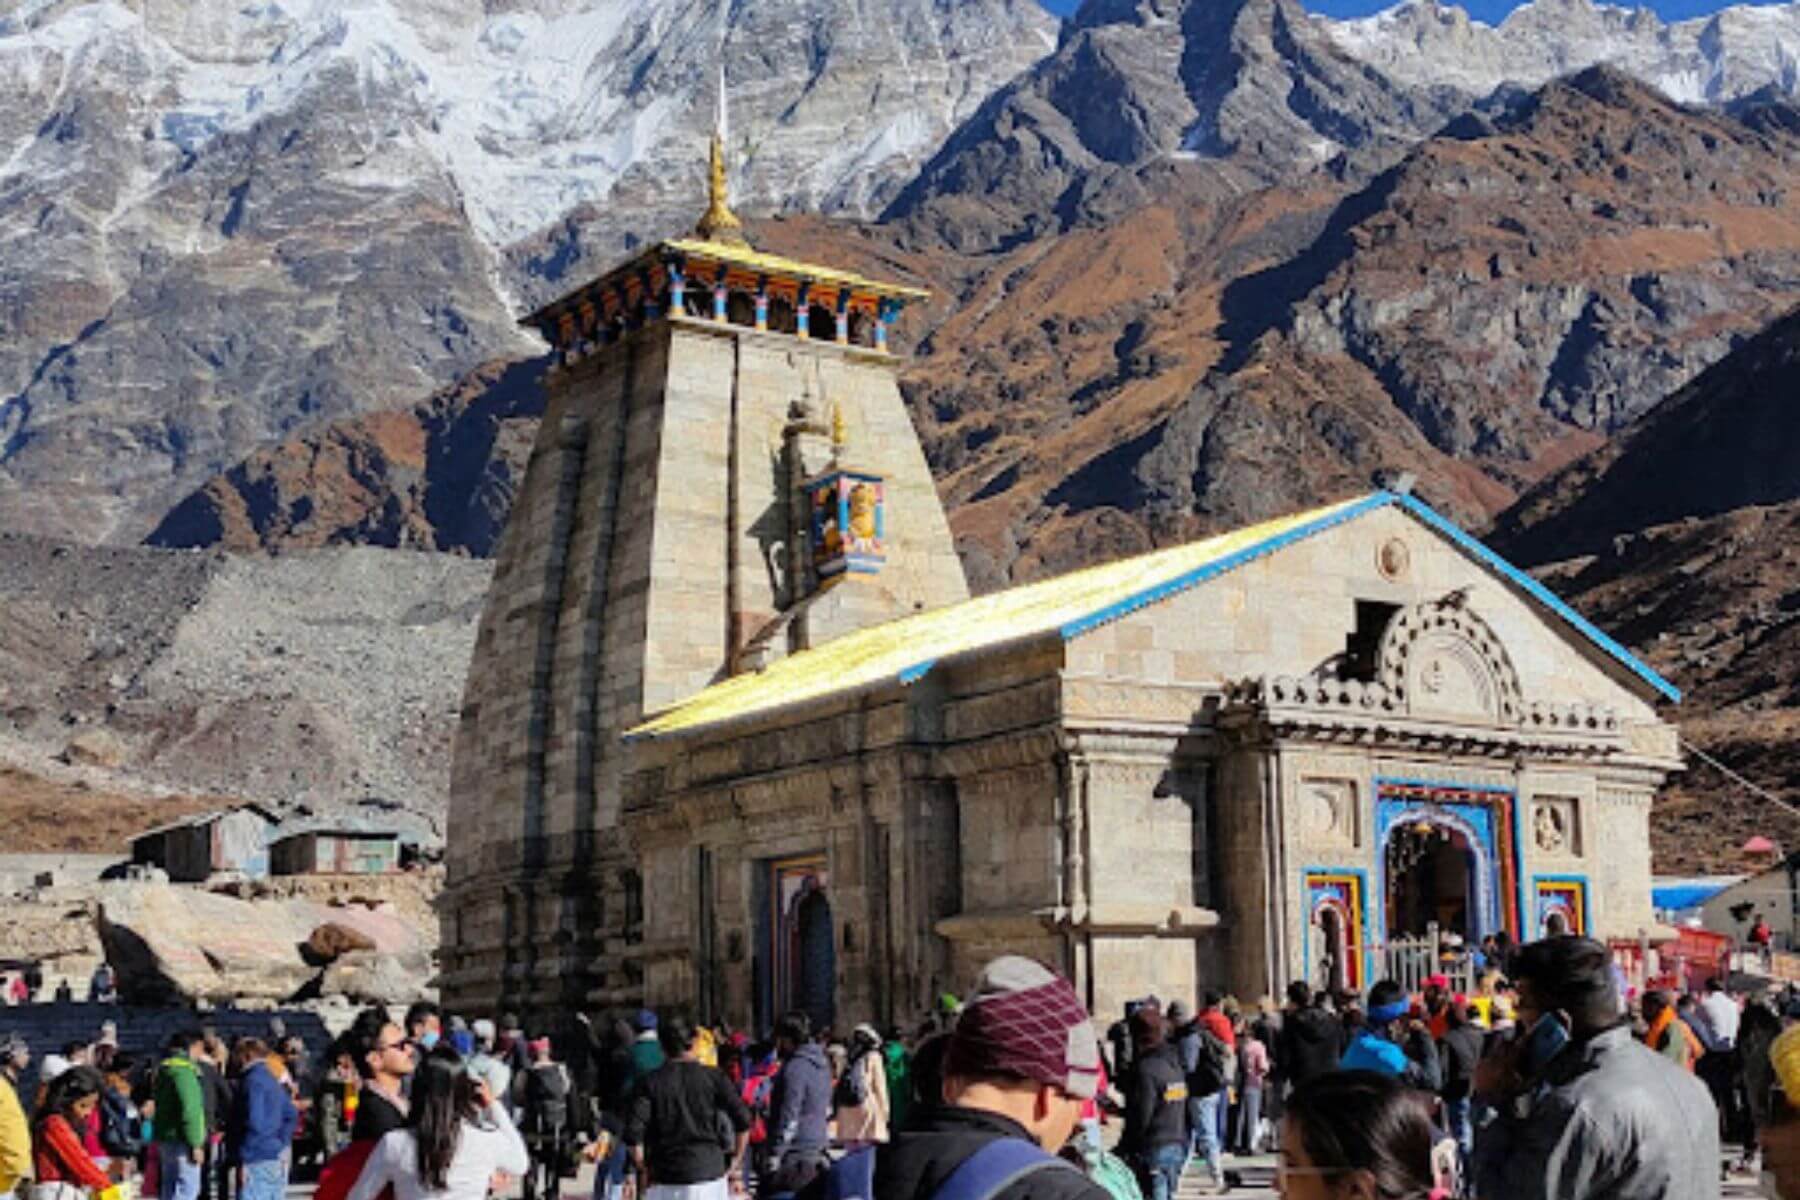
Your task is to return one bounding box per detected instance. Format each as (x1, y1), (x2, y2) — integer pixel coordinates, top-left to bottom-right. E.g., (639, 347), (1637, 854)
(1187, 1027), (1231, 1096)
(741, 1068), (775, 1144)
(823, 1137), (1078, 1200)
(832, 1051), (870, 1110)
(1085, 1148), (1146, 1200)
(523, 1063), (571, 1130)
(98, 1091), (142, 1158)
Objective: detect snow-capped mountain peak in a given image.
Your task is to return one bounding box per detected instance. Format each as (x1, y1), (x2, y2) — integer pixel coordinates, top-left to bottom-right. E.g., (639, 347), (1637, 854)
(1318, 0), (1800, 105)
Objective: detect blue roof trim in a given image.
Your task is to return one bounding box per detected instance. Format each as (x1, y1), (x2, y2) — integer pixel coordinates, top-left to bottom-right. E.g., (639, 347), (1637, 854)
(1394, 493), (1681, 704)
(1057, 492), (1396, 640)
(898, 659), (937, 685)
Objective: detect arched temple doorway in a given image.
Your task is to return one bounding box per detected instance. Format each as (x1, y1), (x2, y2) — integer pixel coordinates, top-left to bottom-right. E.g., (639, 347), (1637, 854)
(1385, 819), (1477, 941)
(763, 857), (836, 1032)
(1315, 903), (1349, 993)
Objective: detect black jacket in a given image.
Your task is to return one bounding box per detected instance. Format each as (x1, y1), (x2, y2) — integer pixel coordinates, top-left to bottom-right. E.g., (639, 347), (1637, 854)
(350, 1085), (408, 1143)
(197, 1060), (231, 1135)
(1439, 1025), (1484, 1101)
(1120, 1043), (1188, 1157)
(625, 1059), (751, 1186)
(799, 1106), (1108, 1200)
(1275, 1006), (1342, 1088)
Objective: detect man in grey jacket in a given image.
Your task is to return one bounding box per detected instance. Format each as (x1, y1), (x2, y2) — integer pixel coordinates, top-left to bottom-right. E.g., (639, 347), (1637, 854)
(1471, 935), (1719, 1200)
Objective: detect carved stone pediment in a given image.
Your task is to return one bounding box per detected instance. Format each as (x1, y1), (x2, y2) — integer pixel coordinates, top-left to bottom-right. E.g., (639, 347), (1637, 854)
(1377, 598), (1522, 723)
(1221, 597), (1623, 747)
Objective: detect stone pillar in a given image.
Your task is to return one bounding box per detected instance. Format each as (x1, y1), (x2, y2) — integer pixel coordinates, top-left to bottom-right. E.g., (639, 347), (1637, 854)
(834, 291), (850, 344)
(754, 277), (768, 332)
(796, 282), (811, 340)
(712, 276), (728, 322)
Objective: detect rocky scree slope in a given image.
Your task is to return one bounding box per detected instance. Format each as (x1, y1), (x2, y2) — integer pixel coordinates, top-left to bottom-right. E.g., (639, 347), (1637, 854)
(0, 535), (489, 835)
(1490, 307), (1800, 875)
(0, 0), (1054, 544)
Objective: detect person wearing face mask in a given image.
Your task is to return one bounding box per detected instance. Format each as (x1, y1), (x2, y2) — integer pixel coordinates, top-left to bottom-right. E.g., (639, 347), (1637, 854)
(1470, 935), (1718, 1200)
(406, 1005), (444, 1058)
(800, 956), (1111, 1200)
(1275, 1071), (1446, 1200)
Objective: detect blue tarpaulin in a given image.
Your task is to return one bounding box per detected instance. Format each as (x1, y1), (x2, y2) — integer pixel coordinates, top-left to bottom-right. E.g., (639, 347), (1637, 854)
(1652, 881), (1737, 911)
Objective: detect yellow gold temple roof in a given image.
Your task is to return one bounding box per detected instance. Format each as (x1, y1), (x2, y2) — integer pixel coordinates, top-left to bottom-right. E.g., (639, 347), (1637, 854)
(628, 489), (1681, 739)
(628, 495), (1371, 738)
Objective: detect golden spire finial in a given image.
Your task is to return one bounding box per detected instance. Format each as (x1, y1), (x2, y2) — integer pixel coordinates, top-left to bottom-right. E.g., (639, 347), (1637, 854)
(696, 62), (749, 246)
(831, 403), (848, 458)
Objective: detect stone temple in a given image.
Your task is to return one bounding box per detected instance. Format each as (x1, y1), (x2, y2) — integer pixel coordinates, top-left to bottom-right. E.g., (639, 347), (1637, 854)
(442, 141), (1684, 1031)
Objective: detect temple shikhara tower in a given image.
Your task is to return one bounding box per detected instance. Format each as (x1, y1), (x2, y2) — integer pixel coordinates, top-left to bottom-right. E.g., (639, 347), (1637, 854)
(443, 111), (1684, 1029)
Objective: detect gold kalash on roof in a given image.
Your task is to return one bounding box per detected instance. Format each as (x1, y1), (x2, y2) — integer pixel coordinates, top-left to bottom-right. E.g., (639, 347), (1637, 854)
(521, 68), (926, 359)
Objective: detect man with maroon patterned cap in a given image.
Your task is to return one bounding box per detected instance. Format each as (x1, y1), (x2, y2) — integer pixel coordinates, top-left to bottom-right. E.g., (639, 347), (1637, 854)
(803, 956), (1110, 1200)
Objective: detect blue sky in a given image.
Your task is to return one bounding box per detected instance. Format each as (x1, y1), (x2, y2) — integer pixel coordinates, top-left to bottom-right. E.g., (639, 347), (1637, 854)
(1039, 0), (1765, 20)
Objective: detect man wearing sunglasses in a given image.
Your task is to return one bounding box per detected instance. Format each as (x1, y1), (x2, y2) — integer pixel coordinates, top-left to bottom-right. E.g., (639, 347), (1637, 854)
(350, 1010), (416, 1143)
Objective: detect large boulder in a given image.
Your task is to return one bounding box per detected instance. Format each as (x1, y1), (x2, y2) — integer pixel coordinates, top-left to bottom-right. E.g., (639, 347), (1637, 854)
(97, 883), (319, 1003)
(310, 901), (428, 959)
(304, 922), (378, 963)
(317, 950), (433, 1005)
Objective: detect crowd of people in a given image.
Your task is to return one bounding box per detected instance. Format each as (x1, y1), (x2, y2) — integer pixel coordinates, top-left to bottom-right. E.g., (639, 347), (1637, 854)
(4, 940), (1800, 1200)
(1104, 934), (1800, 1199)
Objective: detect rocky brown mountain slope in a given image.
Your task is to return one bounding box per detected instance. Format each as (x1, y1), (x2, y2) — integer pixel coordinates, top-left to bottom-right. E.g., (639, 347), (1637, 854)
(10, 0), (1800, 557)
(146, 359), (546, 556)
(880, 0), (1465, 254)
(159, 67), (1800, 596)
(1491, 306), (1800, 874)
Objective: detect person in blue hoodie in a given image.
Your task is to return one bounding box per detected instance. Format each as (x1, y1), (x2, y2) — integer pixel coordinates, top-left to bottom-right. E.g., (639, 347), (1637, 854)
(227, 1038), (299, 1200)
(1339, 980), (1441, 1092)
(763, 1012), (832, 1194)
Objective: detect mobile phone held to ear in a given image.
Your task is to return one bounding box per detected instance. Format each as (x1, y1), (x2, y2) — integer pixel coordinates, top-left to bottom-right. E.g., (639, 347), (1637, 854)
(1520, 1010), (1570, 1076)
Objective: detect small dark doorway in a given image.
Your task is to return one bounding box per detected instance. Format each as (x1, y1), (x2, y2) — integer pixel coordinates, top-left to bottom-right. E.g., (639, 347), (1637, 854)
(1316, 906), (1348, 993)
(792, 887), (835, 1031)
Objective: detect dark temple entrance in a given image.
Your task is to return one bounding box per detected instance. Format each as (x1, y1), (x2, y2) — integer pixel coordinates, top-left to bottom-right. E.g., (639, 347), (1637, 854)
(758, 855), (836, 1033)
(1385, 820), (1476, 941)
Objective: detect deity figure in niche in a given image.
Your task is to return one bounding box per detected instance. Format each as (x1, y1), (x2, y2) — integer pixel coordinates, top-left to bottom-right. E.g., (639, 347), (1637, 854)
(1534, 804), (1567, 853)
(847, 481), (882, 555)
